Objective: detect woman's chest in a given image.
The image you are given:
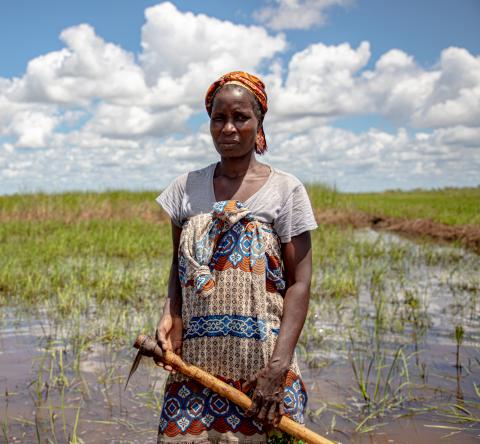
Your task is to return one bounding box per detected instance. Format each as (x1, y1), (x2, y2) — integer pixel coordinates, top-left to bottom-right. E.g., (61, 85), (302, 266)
(212, 174), (269, 202)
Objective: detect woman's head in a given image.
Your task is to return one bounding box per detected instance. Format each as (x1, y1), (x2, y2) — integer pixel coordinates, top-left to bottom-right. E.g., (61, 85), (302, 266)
(205, 71), (268, 156)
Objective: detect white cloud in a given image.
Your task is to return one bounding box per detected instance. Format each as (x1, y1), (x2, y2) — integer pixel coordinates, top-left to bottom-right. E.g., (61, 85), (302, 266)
(428, 125), (480, 148)
(0, 95), (60, 148)
(10, 108), (60, 148)
(254, 0), (351, 30)
(411, 47), (480, 128)
(1, 2), (285, 147)
(8, 24), (148, 106)
(2, 123), (478, 194)
(264, 124), (480, 190)
(0, 3), (478, 194)
(270, 41), (371, 117)
(83, 103), (193, 138)
(267, 43), (480, 132)
(358, 47), (480, 129)
(140, 2), (286, 107)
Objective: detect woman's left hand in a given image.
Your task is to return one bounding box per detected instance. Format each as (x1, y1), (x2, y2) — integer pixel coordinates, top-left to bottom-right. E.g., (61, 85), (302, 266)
(244, 362), (288, 427)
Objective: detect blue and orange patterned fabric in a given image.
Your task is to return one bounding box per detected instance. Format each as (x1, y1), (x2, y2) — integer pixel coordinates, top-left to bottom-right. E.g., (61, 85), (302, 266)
(158, 201), (307, 443)
(159, 372), (307, 441)
(178, 200), (285, 297)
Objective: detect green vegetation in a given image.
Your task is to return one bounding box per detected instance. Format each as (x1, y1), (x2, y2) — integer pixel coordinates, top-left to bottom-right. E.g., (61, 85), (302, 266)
(0, 219), (170, 304)
(0, 190), (157, 214)
(307, 185), (480, 226)
(2, 185), (479, 227)
(0, 188), (479, 442)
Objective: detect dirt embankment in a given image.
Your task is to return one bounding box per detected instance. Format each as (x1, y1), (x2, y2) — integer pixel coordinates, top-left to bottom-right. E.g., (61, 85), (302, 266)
(316, 209), (480, 253)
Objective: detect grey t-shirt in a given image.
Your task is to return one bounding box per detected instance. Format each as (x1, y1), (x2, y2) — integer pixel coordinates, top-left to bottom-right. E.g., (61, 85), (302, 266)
(156, 163), (318, 243)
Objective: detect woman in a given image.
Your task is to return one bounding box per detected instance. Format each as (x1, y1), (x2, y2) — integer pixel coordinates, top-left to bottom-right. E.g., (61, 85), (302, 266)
(155, 71), (317, 443)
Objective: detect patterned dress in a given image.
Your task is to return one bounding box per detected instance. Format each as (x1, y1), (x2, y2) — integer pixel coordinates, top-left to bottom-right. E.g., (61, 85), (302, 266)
(158, 201), (307, 444)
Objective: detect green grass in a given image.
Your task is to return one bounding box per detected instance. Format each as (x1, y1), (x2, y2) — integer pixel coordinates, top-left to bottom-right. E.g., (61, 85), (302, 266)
(3, 186), (479, 227)
(307, 185), (480, 226)
(0, 186), (477, 310)
(1, 189), (479, 441)
(0, 190), (157, 214)
(0, 219), (171, 305)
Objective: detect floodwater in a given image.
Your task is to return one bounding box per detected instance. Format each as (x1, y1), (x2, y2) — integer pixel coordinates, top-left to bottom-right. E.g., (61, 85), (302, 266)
(0, 313), (165, 443)
(302, 230), (480, 442)
(1, 230), (479, 443)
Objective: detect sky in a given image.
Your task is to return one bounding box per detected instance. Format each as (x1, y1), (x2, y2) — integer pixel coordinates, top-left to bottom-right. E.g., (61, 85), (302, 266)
(1, 0), (479, 194)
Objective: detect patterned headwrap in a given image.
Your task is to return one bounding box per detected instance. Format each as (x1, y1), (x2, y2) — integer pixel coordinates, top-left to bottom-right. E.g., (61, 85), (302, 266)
(205, 71), (268, 154)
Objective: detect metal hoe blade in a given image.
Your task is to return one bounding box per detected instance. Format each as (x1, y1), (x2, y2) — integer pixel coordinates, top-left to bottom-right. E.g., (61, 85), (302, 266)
(124, 347), (144, 390)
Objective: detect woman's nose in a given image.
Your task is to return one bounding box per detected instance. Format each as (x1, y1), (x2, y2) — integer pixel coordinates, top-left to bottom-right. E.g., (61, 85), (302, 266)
(222, 119), (236, 134)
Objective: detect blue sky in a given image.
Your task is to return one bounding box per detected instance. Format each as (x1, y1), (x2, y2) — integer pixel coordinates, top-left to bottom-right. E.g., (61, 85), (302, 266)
(3, 0), (479, 76)
(0, 0), (479, 193)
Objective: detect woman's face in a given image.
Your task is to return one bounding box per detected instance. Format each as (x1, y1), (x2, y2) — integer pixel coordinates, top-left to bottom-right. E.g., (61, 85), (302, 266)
(210, 86), (259, 159)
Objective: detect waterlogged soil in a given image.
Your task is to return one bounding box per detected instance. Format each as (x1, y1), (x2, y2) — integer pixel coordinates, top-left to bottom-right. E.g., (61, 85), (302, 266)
(315, 209), (480, 252)
(0, 313), (165, 443)
(1, 231), (479, 443)
(303, 230), (480, 442)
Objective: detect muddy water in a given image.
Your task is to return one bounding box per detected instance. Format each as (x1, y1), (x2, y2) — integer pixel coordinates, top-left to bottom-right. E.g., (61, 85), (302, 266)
(302, 229), (480, 442)
(1, 230), (479, 443)
(0, 310), (165, 443)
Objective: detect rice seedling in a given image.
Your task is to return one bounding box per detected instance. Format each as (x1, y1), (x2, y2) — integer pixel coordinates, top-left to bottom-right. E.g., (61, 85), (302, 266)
(455, 325), (465, 370)
(1, 189), (479, 442)
(2, 390), (9, 443)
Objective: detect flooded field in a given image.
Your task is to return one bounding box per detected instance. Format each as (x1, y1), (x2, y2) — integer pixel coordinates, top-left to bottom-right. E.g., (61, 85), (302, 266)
(1, 226), (478, 443)
(301, 229), (479, 442)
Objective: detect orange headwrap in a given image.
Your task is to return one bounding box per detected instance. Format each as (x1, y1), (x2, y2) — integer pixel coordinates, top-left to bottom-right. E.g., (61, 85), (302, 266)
(205, 71), (268, 154)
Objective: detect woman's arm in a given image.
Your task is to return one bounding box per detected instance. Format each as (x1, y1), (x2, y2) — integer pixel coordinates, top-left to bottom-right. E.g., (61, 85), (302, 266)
(155, 221), (184, 371)
(245, 231), (312, 425)
(272, 230), (312, 366)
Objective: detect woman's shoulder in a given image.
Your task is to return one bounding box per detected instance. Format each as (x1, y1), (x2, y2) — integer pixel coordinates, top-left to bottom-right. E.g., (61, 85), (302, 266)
(185, 162), (216, 185)
(270, 166), (303, 184)
(164, 163), (216, 190)
(156, 163), (216, 227)
(267, 167), (317, 243)
(268, 166), (305, 196)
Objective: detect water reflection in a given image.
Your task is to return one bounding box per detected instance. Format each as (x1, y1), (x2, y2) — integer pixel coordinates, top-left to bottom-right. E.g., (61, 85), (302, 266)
(1, 229), (479, 443)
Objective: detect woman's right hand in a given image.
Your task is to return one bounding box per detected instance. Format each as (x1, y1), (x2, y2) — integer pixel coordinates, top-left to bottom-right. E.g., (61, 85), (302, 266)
(155, 313), (183, 372)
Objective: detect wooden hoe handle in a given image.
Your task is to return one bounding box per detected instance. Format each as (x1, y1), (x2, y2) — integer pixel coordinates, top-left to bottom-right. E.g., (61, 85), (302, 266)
(133, 334), (334, 444)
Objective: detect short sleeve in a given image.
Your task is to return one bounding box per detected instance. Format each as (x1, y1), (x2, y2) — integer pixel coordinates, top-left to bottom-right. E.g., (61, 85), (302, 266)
(155, 173), (188, 227)
(273, 184), (318, 243)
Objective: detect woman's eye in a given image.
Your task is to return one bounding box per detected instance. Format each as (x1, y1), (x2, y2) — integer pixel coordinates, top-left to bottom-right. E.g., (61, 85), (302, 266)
(236, 115), (248, 122)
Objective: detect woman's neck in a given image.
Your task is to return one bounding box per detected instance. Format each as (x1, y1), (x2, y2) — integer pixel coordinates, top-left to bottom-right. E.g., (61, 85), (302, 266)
(217, 151), (259, 179)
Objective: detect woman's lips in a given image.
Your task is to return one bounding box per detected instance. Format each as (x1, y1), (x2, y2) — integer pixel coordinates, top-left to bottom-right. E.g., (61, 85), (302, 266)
(219, 141), (239, 146)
